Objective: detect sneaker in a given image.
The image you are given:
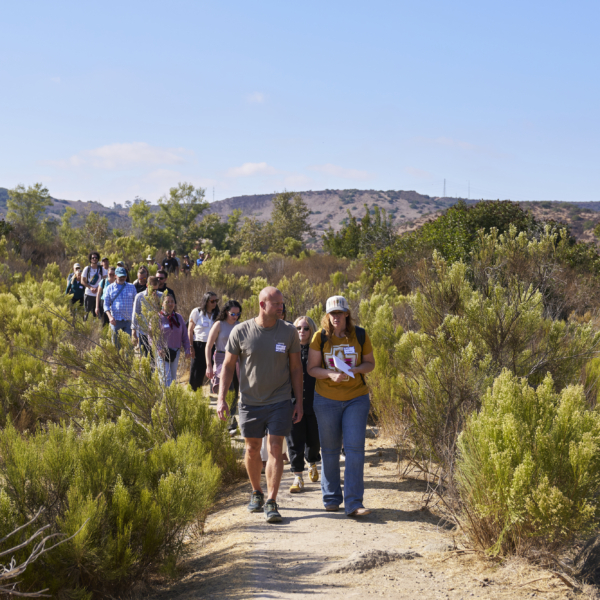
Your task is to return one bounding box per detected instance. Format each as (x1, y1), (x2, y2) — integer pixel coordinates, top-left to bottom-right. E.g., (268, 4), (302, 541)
(247, 490), (265, 513)
(264, 499), (282, 523)
(289, 475), (304, 493)
(309, 463), (319, 482)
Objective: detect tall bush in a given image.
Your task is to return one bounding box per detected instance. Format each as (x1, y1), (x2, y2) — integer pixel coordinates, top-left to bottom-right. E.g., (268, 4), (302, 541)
(456, 370), (600, 555)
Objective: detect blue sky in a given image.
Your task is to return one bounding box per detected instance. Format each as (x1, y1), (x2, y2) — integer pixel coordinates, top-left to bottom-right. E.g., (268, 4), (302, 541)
(1, 1), (599, 205)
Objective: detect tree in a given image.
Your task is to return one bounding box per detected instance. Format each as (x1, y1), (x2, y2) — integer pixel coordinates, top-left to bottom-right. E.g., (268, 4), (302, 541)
(157, 183), (208, 252)
(196, 208), (242, 251)
(6, 183), (53, 235)
(235, 218), (274, 253)
(84, 212), (110, 249)
(129, 198), (162, 246)
(270, 191), (313, 251)
(323, 204), (394, 258)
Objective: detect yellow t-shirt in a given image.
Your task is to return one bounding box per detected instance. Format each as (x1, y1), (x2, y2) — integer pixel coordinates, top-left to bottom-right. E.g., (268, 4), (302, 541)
(309, 328), (373, 401)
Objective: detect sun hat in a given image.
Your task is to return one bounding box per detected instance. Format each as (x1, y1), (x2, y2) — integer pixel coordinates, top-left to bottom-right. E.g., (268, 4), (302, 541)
(146, 255), (153, 260)
(326, 296), (349, 314)
(115, 267), (127, 277)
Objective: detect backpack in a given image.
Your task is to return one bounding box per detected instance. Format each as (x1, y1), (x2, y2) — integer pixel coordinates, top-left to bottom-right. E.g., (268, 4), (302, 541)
(319, 326), (367, 385)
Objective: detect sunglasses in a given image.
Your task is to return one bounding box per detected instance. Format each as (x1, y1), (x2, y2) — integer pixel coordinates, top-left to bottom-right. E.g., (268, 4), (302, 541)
(229, 312), (241, 317)
(157, 277), (166, 281)
(296, 326), (310, 332)
(209, 298), (219, 303)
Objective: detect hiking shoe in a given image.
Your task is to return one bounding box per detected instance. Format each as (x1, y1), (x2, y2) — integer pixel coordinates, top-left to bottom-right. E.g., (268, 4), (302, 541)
(348, 507), (371, 517)
(309, 463), (319, 482)
(264, 500), (282, 523)
(325, 504), (340, 512)
(289, 475), (304, 493)
(247, 490), (265, 513)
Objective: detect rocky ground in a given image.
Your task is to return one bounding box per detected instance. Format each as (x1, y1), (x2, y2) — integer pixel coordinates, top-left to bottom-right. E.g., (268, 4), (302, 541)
(138, 416), (596, 600)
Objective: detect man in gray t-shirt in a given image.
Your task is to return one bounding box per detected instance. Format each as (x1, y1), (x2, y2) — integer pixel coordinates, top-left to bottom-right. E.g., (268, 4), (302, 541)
(217, 286), (303, 523)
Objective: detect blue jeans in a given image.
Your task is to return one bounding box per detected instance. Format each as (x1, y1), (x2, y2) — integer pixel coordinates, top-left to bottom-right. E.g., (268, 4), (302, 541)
(313, 392), (370, 514)
(110, 319), (132, 347)
(157, 349), (180, 387)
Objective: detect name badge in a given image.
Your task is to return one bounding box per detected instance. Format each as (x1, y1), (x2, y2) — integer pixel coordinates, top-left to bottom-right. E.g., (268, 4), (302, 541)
(275, 343), (286, 353)
(344, 346), (355, 355)
(163, 324), (171, 329)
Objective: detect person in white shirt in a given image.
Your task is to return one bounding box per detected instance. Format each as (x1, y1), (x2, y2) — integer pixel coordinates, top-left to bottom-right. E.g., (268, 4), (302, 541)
(81, 252), (108, 320)
(188, 292), (219, 391)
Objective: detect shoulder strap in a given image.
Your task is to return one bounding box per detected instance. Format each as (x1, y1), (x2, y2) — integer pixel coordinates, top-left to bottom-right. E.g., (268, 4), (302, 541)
(112, 283), (127, 304)
(320, 329), (328, 368)
(354, 326), (366, 386)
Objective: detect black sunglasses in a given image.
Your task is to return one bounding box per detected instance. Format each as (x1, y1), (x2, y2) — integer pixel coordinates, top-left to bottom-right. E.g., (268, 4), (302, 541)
(229, 312), (241, 317)
(157, 276), (166, 281)
(296, 326), (310, 332)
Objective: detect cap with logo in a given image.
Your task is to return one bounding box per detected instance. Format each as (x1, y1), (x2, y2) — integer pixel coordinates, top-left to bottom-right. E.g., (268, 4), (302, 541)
(115, 267), (127, 277)
(326, 295), (349, 314)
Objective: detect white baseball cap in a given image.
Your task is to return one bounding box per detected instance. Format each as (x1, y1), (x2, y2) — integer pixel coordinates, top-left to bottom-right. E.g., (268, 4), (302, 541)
(326, 295), (349, 314)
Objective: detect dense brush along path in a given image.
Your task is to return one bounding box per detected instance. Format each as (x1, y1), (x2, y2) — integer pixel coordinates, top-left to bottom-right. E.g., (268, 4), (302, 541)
(141, 395), (581, 599)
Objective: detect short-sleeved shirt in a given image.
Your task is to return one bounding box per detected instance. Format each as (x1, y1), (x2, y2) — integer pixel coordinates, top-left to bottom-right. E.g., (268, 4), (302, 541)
(309, 328), (373, 401)
(162, 258), (178, 274)
(189, 308), (215, 342)
(82, 266), (108, 297)
(226, 319), (301, 406)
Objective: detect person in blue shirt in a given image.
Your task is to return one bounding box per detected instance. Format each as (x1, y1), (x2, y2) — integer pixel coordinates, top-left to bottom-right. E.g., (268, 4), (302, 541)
(103, 266), (138, 345)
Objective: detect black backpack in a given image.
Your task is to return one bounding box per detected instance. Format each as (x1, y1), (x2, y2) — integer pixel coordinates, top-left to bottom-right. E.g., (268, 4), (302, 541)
(319, 326), (367, 385)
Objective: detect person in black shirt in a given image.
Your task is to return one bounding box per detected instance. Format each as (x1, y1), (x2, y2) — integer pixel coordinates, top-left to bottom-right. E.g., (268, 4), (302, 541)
(156, 269), (177, 306)
(161, 250), (179, 276)
(133, 266), (149, 293)
(287, 316), (320, 493)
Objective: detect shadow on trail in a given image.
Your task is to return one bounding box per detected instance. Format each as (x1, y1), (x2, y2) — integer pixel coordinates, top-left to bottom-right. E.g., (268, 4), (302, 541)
(155, 545), (338, 600)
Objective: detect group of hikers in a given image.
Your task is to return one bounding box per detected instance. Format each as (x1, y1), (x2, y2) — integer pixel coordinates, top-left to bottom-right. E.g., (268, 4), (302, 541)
(211, 287), (375, 523)
(67, 253), (375, 523)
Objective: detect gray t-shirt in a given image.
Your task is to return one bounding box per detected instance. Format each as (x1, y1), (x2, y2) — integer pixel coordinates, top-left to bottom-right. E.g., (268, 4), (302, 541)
(226, 319), (301, 406)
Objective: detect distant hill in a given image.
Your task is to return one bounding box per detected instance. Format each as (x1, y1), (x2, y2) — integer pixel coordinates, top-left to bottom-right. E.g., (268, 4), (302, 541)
(1, 186), (599, 247)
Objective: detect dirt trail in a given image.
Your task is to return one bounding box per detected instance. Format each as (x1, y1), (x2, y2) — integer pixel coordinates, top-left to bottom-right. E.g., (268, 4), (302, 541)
(143, 424), (584, 600)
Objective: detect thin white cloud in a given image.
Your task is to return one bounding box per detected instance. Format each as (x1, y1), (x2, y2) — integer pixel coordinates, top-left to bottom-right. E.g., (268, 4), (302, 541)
(405, 166), (434, 179)
(247, 92), (266, 104)
(309, 163), (370, 180)
(226, 162), (277, 177)
(45, 142), (192, 170)
(283, 174), (314, 188)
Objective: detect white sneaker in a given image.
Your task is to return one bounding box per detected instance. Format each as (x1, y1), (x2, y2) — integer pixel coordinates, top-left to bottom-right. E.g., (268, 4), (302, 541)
(289, 475), (304, 493)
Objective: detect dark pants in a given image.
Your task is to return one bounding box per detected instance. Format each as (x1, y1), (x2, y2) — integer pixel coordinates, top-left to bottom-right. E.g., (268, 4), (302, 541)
(84, 295), (97, 318)
(71, 297), (83, 306)
(286, 412), (321, 473)
(189, 341), (209, 391)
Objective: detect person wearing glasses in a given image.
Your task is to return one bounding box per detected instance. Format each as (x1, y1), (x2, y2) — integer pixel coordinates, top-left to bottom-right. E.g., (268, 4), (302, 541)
(188, 292), (219, 391)
(206, 300), (242, 435)
(155, 269), (177, 306)
(103, 266), (138, 346)
(287, 316), (320, 493)
(82, 252), (107, 319)
(307, 295), (376, 517)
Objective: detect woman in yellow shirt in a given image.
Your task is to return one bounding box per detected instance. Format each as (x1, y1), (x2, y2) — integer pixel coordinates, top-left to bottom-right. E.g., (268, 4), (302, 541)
(307, 295), (375, 517)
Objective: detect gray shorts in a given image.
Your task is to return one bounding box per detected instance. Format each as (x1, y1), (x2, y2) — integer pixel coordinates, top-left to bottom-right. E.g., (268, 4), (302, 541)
(239, 399), (293, 439)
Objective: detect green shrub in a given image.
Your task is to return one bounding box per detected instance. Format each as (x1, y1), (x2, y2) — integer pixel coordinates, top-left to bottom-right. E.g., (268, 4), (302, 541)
(456, 370), (600, 555)
(0, 416), (222, 596)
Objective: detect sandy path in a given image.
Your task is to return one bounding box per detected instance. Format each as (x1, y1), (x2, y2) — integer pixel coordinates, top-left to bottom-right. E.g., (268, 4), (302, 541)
(142, 428), (581, 600)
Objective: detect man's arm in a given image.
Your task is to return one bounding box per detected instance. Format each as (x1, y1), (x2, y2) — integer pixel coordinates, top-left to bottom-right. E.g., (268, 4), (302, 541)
(216, 351), (238, 421)
(289, 351), (303, 424)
